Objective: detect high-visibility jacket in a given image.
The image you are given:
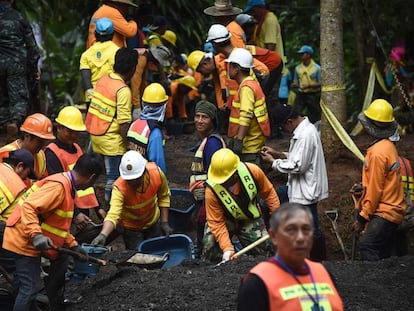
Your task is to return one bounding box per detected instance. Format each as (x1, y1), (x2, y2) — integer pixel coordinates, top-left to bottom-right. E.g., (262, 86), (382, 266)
(0, 163), (27, 221)
(399, 157), (414, 210)
(127, 119), (165, 159)
(46, 142), (99, 209)
(189, 133), (226, 195)
(206, 162), (261, 220)
(248, 259), (343, 311)
(0, 140), (47, 186)
(228, 77), (270, 138)
(85, 74), (128, 135)
(6, 173), (75, 260)
(112, 162), (162, 230)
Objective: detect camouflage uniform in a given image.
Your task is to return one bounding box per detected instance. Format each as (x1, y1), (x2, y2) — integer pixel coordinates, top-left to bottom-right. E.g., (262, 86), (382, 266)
(0, 2), (40, 127)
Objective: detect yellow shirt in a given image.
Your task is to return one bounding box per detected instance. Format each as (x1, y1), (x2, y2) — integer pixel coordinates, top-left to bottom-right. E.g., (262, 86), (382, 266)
(79, 41), (119, 87)
(105, 168), (170, 229)
(90, 72), (132, 155)
(255, 12), (285, 62)
(239, 82), (266, 154)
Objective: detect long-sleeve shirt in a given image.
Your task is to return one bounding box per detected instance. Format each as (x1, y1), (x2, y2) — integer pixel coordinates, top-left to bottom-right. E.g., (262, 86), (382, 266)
(272, 117), (328, 205)
(105, 167), (170, 229)
(360, 139), (406, 224)
(87, 4), (137, 48)
(147, 127), (166, 174)
(205, 162), (279, 252)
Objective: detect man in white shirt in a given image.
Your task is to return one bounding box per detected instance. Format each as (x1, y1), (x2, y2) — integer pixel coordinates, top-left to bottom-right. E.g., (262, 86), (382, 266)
(260, 104), (328, 260)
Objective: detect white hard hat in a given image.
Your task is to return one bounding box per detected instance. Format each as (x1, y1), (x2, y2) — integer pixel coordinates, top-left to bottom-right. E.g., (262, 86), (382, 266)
(206, 24), (231, 43)
(119, 150), (147, 180)
(225, 48), (254, 68)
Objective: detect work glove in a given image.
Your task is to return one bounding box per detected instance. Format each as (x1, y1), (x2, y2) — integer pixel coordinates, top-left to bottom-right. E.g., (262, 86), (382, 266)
(91, 233), (107, 246)
(70, 245), (88, 256)
(132, 107), (141, 121)
(232, 139), (243, 156)
(222, 250), (235, 262)
(160, 222), (173, 237)
(85, 88), (94, 101)
(32, 234), (53, 251)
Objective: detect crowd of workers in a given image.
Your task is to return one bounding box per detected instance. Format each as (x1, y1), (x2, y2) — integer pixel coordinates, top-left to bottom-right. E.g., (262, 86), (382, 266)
(0, 0), (412, 310)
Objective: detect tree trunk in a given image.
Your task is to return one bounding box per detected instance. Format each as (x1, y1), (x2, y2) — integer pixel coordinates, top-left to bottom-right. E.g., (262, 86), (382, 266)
(320, 0), (347, 160)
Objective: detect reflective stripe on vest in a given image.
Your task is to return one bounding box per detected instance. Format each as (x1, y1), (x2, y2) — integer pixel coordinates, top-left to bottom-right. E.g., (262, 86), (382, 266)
(85, 75), (127, 135)
(207, 162), (260, 220)
(46, 143), (98, 209)
(228, 77), (270, 138)
(0, 163), (26, 215)
(113, 162), (162, 230)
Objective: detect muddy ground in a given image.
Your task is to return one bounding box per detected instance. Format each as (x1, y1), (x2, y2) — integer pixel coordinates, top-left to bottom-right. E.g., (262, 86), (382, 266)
(64, 129), (414, 310)
(1, 127), (414, 310)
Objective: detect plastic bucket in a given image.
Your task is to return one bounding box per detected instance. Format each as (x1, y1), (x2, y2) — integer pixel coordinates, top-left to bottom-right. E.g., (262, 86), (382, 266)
(73, 244), (107, 276)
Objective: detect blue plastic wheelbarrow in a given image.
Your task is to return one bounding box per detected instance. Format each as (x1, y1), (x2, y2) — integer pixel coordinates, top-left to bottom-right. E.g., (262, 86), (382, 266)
(137, 234), (194, 269)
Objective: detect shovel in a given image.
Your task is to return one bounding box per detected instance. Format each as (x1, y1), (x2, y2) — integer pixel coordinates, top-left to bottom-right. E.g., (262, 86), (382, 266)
(51, 245), (107, 266)
(215, 234), (270, 267)
(325, 210), (348, 260)
(117, 252), (170, 269)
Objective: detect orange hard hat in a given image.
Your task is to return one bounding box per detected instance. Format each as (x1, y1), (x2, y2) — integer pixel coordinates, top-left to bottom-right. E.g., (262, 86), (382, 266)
(20, 113), (56, 140)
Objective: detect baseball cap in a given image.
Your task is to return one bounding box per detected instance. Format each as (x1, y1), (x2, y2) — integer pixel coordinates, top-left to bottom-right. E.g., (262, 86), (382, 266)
(297, 45), (314, 54)
(235, 14), (255, 27)
(95, 18), (114, 36)
(244, 0), (265, 13)
(273, 104), (295, 128)
(6, 149), (38, 179)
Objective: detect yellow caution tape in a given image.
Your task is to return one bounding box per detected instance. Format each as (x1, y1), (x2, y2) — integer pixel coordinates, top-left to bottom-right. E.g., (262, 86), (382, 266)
(320, 99), (365, 162)
(321, 85), (346, 92)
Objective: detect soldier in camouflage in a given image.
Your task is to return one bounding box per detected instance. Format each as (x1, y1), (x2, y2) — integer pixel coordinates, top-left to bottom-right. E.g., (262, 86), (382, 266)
(0, 0), (40, 143)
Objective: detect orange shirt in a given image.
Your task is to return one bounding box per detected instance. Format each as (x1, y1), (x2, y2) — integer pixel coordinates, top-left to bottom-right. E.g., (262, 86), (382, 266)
(227, 21), (246, 48)
(87, 4), (137, 48)
(205, 162), (279, 252)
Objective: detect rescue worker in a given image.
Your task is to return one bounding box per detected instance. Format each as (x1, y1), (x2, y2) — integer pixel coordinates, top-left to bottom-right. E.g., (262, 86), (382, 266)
(3, 153), (104, 311)
(203, 148), (279, 263)
(45, 106), (105, 243)
(127, 83), (168, 174)
(291, 45), (321, 124)
(203, 0), (245, 48)
(352, 99), (406, 261)
(91, 150), (173, 250)
(130, 44), (171, 119)
(167, 75), (198, 121)
(0, 0), (40, 143)
(161, 29), (177, 53)
(237, 203), (344, 311)
(85, 47), (138, 203)
(261, 104), (328, 261)
(87, 0), (138, 48)
(0, 113), (55, 186)
(189, 100), (226, 256)
(226, 48), (270, 164)
(80, 17), (119, 104)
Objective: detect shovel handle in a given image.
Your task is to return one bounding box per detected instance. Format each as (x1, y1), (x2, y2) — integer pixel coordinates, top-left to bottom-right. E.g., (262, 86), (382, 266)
(232, 234), (270, 259)
(51, 245), (107, 266)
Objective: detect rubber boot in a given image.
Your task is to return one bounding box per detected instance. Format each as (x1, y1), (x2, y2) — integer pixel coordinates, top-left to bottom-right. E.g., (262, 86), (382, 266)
(310, 233), (327, 261)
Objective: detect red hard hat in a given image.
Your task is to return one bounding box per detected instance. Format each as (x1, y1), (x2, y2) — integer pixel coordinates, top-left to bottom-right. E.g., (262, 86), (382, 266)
(20, 113), (55, 140)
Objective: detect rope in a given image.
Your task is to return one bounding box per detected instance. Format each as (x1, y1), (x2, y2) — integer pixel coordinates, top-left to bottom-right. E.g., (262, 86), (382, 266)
(390, 66), (411, 108)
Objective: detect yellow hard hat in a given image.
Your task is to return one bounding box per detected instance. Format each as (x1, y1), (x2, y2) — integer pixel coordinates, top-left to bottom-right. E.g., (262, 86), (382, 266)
(55, 106), (86, 131)
(176, 75), (197, 90)
(161, 30), (177, 47)
(187, 50), (205, 72)
(364, 99), (395, 123)
(142, 83), (168, 104)
(20, 113), (55, 140)
(208, 148), (240, 184)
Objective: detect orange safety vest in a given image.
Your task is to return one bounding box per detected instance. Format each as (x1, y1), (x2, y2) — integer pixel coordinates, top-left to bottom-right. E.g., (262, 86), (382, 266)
(249, 260), (343, 311)
(0, 163), (27, 219)
(46, 143), (99, 209)
(113, 162), (162, 230)
(228, 77), (271, 138)
(127, 119), (165, 160)
(7, 173), (75, 260)
(189, 133), (226, 194)
(85, 74), (127, 135)
(0, 140), (47, 187)
(399, 157), (414, 209)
